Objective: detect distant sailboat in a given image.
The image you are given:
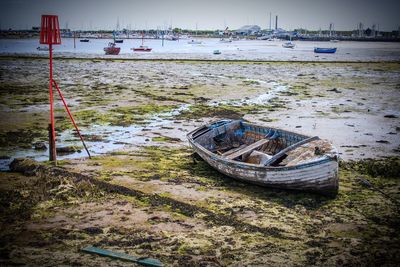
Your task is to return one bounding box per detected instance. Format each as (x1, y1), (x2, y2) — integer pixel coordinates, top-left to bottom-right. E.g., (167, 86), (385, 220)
(188, 23), (202, 44)
(113, 32), (124, 44)
(282, 36), (295, 48)
(220, 26), (232, 43)
(132, 32), (152, 52)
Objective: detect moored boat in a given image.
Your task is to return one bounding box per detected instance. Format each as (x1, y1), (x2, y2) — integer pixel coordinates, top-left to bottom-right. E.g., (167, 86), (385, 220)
(187, 120), (339, 196)
(132, 46), (152, 52)
(80, 38), (89, 42)
(282, 41), (295, 48)
(132, 32), (152, 52)
(104, 42), (121, 55)
(115, 39), (123, 43)
(213, 49), (221, 54)
(188, 39), (202, 44)
(36, 46), (52, 51)
(165, 35), (178, 41)
(219, 38), (232, 43)
(314, 47), (337, 53)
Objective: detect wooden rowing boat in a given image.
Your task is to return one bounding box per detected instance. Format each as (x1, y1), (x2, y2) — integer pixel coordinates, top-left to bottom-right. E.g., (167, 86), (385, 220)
(187, 120), (339, 196)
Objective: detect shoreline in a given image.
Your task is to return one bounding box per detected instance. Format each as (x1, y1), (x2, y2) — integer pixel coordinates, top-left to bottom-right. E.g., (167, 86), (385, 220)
(1, 54), (400, 64)
(2, 36), (400, 42)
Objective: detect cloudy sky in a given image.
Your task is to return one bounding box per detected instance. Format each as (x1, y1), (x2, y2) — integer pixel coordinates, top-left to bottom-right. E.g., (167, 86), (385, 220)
(1, 0), (399, 31)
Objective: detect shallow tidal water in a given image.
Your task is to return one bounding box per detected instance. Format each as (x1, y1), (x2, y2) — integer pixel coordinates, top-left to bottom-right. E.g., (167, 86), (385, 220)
(1, 38), (400, 61)
(0, 57), (399, 169)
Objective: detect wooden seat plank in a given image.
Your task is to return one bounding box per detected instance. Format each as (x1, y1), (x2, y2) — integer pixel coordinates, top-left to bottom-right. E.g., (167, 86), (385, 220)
(263, 136), (319, 166)
(225, 139), (269, 160)
(221, 144), (247, 157)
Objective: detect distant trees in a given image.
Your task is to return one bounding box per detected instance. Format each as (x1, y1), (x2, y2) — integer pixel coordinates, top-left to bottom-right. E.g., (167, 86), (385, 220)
(172, 28), (181, 34)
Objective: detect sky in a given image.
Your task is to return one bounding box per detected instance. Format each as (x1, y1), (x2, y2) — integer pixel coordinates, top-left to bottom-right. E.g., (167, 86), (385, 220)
(0, 0), (399, 31)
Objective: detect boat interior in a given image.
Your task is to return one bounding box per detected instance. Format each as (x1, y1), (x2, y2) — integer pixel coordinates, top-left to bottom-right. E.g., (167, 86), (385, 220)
(191, 120), (335, 167)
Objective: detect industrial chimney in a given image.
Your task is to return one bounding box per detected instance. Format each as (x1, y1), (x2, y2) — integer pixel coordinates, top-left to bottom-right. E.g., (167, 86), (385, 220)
(275, 15), (278, 30)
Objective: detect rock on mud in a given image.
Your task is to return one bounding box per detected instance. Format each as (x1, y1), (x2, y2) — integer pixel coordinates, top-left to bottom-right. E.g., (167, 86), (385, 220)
(33, 142), (47, 150)
(384, 114), (398, 118)
(56, 146), (82, 155)
(83, 227), (104, 235)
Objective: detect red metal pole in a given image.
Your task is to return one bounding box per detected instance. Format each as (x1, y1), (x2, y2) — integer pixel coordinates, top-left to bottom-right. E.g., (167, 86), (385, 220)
(49, 43), (57, 164)
(52, 80), (91, 159)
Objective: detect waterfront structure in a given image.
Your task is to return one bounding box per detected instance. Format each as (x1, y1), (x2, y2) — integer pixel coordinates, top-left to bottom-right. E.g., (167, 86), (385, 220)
(236, 25), (261, 36)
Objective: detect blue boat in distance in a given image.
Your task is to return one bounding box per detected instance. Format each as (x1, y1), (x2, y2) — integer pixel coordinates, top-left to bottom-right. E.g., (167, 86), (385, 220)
(314, 47), (337, 53)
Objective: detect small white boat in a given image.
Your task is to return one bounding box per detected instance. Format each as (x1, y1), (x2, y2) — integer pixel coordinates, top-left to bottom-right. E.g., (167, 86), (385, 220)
(220, 38), (232, 43)
(213, 50), (221, 55)
(188, 120), (339, 196)
(188, 39), (202, 44)
(165, 35), (178, 41)
(282, 41), (295, 48)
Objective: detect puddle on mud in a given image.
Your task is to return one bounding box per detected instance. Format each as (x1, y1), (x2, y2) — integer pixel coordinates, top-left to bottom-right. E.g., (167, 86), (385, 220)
(209, 81), (287, 106)
(0, 82), (287, 170)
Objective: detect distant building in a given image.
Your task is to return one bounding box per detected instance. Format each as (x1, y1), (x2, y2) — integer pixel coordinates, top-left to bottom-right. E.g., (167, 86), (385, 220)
(273, 28), (290, 38)
(236, 25), (261, 35)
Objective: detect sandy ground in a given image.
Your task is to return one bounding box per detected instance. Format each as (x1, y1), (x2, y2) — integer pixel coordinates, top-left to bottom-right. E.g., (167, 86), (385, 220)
(0, 57), (399, 266)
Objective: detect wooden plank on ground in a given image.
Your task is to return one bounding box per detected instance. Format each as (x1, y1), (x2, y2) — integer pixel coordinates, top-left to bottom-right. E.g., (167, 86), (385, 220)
(81, 246), (163, 267)
(225, 139), (269, 160)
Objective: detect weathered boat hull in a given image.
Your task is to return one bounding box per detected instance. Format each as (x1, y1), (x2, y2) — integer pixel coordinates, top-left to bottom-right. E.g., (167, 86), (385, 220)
(187, 120), (339, 196)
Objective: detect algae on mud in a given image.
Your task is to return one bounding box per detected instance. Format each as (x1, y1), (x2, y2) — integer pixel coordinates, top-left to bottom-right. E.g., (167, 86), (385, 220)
(1, 58), (399, 160)
(1, 150), (400, 266)
(1, 57), (400, 265)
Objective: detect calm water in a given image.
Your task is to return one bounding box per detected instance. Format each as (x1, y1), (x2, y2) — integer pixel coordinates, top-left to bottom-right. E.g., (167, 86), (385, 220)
(1, 38), (400, 61)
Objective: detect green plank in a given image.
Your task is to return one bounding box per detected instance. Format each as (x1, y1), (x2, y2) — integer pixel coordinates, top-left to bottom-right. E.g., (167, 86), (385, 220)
(82, 246), (163, 267)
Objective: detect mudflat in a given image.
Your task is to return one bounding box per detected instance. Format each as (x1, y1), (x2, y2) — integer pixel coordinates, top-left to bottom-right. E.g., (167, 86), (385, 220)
(0, 57), (399, 266)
